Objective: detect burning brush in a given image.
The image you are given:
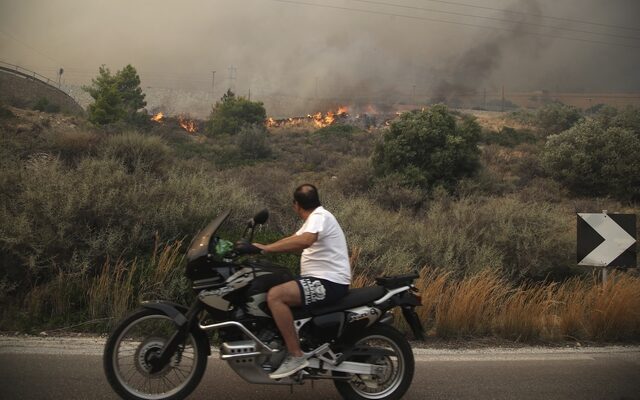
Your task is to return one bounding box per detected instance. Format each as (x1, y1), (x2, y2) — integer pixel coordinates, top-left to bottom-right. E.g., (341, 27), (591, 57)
(150, 112), (165, 122)
(178, 114), (198, 133)
(150, 111), (199, 134)
(266, 106), (349, 129)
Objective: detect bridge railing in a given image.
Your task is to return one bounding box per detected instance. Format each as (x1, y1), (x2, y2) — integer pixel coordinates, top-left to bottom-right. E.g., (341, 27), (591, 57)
(0, 59), (86, 109)
(0, 60), (64, 89)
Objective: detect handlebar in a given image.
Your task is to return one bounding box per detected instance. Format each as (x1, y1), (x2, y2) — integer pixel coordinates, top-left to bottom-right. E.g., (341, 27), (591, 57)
(233, 239), (262, 255)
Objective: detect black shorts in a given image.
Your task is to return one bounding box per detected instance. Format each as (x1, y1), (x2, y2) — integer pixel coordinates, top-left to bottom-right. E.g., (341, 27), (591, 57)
(295, 276), (349, 310)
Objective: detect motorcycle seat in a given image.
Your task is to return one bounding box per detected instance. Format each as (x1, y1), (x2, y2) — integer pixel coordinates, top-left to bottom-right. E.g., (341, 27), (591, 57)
(293, 285), (386, 319)
(375, 273), (418, 289)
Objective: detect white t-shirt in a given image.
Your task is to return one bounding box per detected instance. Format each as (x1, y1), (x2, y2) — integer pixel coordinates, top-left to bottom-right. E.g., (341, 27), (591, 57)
(296, 206), (351, 285)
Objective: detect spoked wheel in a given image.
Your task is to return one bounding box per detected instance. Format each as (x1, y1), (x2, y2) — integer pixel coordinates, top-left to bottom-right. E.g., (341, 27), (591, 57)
(104, 308), (208, 400)
(334, 324), (414, 400)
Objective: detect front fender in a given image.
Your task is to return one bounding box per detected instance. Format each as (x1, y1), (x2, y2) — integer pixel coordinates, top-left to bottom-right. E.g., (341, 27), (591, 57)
(142, 301), (189, 327)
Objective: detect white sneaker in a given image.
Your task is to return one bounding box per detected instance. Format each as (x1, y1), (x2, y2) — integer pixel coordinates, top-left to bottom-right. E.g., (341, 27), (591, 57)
(268, 354), (309, 379)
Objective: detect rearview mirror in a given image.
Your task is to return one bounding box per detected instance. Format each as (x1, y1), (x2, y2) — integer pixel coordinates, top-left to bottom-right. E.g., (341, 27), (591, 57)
(252, 209), (269, 226)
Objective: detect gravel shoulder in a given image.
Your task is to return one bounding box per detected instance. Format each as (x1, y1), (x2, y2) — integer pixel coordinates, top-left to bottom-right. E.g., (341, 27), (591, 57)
(3, 334), (639, 362)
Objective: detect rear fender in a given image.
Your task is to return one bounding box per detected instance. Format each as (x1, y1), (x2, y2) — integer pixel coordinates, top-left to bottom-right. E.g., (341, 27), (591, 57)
(141, 301), (211, 355)
(375, 290), (424, 340)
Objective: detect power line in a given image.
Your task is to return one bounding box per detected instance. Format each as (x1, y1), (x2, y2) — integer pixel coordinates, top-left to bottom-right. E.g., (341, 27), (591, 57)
(349, 0), (640, 41)
(260, 0), (640, 49)
(418, 0), (640, 32)
(0, 29), (61, 65)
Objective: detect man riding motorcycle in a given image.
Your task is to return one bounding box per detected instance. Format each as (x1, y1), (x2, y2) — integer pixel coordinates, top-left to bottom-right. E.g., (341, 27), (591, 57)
(254, 183), (351, 378)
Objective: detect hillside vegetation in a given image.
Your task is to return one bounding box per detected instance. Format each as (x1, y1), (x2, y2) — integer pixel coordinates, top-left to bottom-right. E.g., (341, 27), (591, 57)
(0, 100), (638, 342)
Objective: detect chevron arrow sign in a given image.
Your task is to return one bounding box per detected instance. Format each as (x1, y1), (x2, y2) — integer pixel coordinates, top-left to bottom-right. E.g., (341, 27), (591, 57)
(577, 213), (636, 267)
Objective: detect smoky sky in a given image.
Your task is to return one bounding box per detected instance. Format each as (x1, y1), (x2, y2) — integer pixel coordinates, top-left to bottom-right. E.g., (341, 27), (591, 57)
(1, 0), (639, 116)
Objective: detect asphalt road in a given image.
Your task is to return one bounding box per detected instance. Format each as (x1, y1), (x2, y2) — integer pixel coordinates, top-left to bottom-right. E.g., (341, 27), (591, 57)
(1, 338), (639, 400)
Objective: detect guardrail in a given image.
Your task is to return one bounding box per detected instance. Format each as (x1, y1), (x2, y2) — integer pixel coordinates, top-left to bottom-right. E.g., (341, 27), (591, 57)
(0, 60), (63, 88)
(0, 60), (84, 110)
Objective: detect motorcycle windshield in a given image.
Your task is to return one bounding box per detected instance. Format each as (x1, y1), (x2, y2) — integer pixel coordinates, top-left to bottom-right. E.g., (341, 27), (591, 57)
(186, 210), (231, 262)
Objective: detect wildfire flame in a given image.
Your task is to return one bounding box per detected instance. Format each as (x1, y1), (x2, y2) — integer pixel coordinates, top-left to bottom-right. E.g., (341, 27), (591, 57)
(150, 112), (164, 122)
(178, 114), (198, 133)
(267, 106), (349, 129)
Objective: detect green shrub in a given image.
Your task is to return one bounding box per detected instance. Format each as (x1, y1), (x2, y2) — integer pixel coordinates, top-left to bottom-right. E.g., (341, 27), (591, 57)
(609, 106), (640, 134)
(414, 195), (574, 280)
(84, 65), (147, 125)
(584, 103), (608, 115)
(332, 157), (374, 195)
(369, 174), (426, 211)
(481, 126), (537, 147)
(0, 153), (260, 289)
(100, 131), (171, 175)
(33, 98), (60, 113)
(44, 130), (100, 165)
(372, 104), (481, 191)
(535, 102), (582, 135)
(314, 124), (358, 136)
(0, 103), (15, 119)
(207, 90), (266, 135)
(541, 119), (640, 200)
(508, 109), (536, 125)
(235, 124), (272, 160)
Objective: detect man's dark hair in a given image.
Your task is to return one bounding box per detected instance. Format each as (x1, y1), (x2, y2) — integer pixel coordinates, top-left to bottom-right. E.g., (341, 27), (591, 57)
(293, 184), (321, 210)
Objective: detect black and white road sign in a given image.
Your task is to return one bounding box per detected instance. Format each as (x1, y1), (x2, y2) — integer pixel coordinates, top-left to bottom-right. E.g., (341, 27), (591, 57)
(577, 213), (636, 267)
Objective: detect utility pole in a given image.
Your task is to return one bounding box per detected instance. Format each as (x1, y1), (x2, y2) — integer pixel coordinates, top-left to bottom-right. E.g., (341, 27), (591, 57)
(483, 88), (487, 110)
(58, 68), (64, 87)
(227, 65), (237, 92)
(211, 71), (216, 100)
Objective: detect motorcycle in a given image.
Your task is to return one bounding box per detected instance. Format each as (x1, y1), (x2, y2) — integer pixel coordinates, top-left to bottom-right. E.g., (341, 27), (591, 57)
(104, 209), (424, 400)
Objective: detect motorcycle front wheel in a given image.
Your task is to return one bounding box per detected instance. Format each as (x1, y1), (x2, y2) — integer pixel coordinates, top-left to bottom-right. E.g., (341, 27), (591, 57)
(334, 324), (415, 400)
(103, 308), (208, 400)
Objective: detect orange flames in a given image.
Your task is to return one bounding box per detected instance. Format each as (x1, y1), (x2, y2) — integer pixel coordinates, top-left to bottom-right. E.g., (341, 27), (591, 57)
(267, 106), (349, 129)
(178, 115), (198, 133)
(150, 112), (164, 122)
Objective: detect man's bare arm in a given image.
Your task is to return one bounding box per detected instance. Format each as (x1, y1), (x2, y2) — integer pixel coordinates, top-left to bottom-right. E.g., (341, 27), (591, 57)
(254, 232), (317, 254)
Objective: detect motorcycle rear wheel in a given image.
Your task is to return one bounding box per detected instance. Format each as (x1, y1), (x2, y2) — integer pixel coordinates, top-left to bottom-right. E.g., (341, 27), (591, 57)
(104, 308), (208, 400)
(333, 324), (415, 400)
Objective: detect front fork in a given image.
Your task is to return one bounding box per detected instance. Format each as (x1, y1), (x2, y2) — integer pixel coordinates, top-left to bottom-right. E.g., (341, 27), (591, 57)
(149, 300), (204, 373)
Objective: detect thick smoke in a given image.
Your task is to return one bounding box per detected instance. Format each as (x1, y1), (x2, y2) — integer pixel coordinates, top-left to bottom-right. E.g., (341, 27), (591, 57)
(431, 0), (549, 103)
(1, 0), (639, 116)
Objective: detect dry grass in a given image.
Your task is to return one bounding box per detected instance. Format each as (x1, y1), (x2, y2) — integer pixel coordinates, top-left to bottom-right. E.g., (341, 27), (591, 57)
(353, 268), (640, 342)
(87, 241), (187, 324)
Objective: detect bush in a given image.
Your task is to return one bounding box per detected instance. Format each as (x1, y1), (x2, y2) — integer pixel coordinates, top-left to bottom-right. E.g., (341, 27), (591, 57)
(369, 174), (426, 211)
(541, 119), (640, 200)
(100, 131), (171, 175)
(84, 65), (147, 125)
(508, 109), (536, 125)
(480, 126), (537, 147)
(207, 90), (266, 135)
(332, 157), (374, 195)
(44, 130), (100, 165)
(609, 105), (640, 134)
(0, 103), (15, 119)
(0, 153), (260, 290)
(372, 104), (481, 191)
(235, 124), (272, 160)
(412, 195), (574, 281)
(33, 98), (60, 113)
(314, 124), (358, 136)
(535, 102), (582, 135)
